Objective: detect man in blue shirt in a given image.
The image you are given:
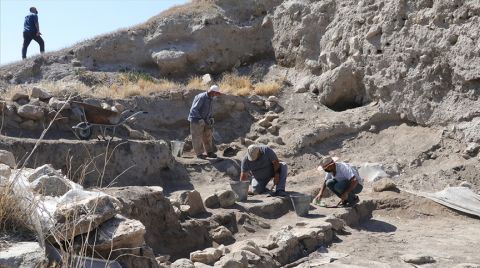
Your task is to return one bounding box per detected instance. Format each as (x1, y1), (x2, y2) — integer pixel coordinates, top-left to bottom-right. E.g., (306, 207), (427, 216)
(314, 156), (363, 207)
(187, 85), (222, 159)
(240, 144), (288, 197)
(22, 7), (45, 60)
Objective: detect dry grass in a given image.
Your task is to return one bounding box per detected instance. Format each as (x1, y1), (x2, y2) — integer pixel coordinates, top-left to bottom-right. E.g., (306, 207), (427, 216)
(186, 76), (207, 90)
(1, 71), (282, 100)
(254, 81), (282, 96)
(0, 186), (26, 232)
(219, 73), (254, 96)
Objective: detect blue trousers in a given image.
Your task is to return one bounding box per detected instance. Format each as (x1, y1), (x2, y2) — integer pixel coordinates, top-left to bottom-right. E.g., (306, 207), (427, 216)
(251, 162), (287, 193)
(326, 178), (363, 203)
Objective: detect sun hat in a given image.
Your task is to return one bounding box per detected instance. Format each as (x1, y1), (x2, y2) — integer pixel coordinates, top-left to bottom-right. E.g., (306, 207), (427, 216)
(208, 85), (221, 93)
(318, 156), (334, 169)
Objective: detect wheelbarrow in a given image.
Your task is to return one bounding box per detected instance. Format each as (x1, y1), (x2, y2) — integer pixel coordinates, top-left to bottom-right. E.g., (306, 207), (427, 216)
(70, 101), (147, 140)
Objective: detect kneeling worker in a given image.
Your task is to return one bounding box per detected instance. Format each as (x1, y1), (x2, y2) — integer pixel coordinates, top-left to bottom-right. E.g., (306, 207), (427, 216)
(314, 156), (363, 206)
(240, 144), (288, 196)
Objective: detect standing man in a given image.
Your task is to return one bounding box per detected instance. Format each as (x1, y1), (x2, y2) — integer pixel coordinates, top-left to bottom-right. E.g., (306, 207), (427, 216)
(314, 156), (363, 207)
(240, 144), (288, 197)
(188, 85), (222, 159)
(22, 7), (45, 60)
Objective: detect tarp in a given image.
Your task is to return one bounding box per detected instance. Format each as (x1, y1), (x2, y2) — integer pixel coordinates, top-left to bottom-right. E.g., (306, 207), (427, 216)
(422, 187), (480, 218)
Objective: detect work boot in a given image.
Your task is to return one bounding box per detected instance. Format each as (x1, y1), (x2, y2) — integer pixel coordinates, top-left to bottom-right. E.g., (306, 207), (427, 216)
(207, 152), (217, 158)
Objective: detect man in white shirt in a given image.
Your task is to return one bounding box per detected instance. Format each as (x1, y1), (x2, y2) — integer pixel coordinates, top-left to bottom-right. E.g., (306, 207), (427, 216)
(313, 156), (363, 207)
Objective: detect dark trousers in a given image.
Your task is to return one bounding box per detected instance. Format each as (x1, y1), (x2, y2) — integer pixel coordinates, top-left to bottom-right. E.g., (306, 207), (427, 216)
(326, 178), (363, 203)
(22, 32), (44, 59)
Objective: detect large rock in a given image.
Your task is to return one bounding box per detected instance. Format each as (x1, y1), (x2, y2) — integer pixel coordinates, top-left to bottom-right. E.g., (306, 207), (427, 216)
(17, 104), (44, 120)
(204, 194), (220, 209)
(217, 190), (236, 208)
(26, 164), (63, 182)
(0, 163), (12, 178)
(238, 195), (291, 219)
(31, 86), (52, 100)
(401, 254), (436, 265)
(172, 258), (195, 268)
(190, 247), (222, 265)
(210, 226), (234, 245)
(0, 242), (47, 268)
(268, 225), (303, 265)
(213, 251), (249, 268)
(152, 50), (188, 75)
(82, 214), (146, 252)
(11, 92), (29, 103)
(373, 178), (398, 192)
(48, 97), (71, 110)
(177, 190), (207, 216)
(0, 150), (16, 168)
(52, 191), (122, 241)
(31, 175), (72, 196)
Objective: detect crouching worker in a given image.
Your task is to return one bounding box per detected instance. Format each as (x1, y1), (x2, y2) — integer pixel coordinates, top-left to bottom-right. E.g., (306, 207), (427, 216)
(240, 144), (288, 197)
(313, 156), (363, 207)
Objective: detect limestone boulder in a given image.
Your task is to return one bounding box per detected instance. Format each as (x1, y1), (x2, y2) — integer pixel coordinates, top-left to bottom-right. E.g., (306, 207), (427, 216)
(0, 242), (47, 268)
(17, 104), (44, 120)
(31, 175), (72, 197)
(81, 214), (146, 252)
(373, 178), (398, 192)
(190, 247), (222, 265)
(31, 86), (52, 100)
(268, 225), (302, 265)
(401, 254), (436, 265)
(152, 50), (188, 75)
(52, 192), (122, 241)
(213, 251), (248, 268)
(0, 150), (16, 168)
(27, 164), (64, 182)
(210, 226), (234, 245)
(217, 190), (236, 208)
(172, 258), (195, 268)
(48, 97), (71, 110)
(0, 163), (12, 178)
(176, 190), (207, 216)
(11, 92), (29, 103)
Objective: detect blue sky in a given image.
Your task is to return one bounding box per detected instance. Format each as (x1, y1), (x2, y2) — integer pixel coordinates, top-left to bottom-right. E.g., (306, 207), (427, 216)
(0, 0), (189, 65)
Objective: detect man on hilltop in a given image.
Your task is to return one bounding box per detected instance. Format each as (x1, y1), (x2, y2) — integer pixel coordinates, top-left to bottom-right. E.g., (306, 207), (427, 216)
(22, 7), (45, 60)
(188, 85), (222, 159)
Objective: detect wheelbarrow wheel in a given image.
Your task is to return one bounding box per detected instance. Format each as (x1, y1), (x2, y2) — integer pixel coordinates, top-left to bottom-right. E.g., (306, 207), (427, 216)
(75, 122), (92, 140)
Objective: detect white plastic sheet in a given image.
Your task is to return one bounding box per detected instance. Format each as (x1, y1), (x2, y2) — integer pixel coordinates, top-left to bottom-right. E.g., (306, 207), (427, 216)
(422, 187), (480, 218)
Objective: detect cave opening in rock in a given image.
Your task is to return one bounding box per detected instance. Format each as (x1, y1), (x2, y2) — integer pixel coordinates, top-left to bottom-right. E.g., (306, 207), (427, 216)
(325, 97), (366, 112)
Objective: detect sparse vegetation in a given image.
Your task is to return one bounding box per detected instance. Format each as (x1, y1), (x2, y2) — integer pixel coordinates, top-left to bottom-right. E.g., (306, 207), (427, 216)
(1, 71), (282, 100)
(254, 81), (282, 96)
(186, 76), (207, 90)
(219, 73), (254, 96)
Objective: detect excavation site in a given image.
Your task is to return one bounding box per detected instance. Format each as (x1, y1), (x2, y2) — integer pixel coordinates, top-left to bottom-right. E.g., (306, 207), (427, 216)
(0, 1), (479, 267)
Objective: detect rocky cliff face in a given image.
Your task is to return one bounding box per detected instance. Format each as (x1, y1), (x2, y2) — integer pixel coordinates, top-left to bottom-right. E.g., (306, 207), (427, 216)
(271, 0), (480, 128)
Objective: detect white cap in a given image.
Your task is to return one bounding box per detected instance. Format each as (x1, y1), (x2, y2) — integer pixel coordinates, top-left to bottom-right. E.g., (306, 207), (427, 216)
(247, 144), (261, 161)
(208, 85), (221, 93)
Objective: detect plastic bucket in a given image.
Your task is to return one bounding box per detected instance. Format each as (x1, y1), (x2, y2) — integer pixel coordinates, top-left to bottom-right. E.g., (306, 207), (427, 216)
(230, 181), (249, 202)
(290, 194), (311, 217)
(170, 140), (185, 157)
